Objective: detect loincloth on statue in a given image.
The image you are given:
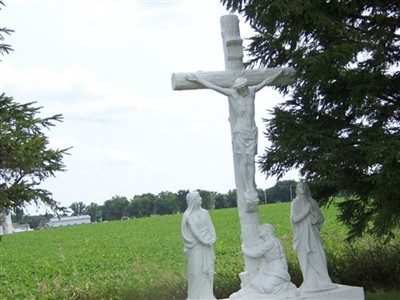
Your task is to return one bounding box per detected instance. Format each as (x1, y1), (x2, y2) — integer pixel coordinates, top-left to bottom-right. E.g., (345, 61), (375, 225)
(232, 125), (258, 155)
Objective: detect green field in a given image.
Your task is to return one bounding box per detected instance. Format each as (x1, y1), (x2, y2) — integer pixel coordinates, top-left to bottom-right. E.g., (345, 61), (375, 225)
(1, 203), (399, 299)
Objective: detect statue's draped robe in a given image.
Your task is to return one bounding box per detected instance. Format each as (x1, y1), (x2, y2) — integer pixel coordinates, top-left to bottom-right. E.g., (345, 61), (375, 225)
(291, 197), (335, 291)
(182, 207), (216, 300)
(230, 234), (297, 299)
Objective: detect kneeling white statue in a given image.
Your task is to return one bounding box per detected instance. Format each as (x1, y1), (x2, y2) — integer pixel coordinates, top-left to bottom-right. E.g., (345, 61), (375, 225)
(181, 190), (216, 300)
(230, 224), (298, 299)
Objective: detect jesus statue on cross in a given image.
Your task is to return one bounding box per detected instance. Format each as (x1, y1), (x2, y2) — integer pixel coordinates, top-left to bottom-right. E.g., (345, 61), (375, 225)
(186, 70), (288, 209)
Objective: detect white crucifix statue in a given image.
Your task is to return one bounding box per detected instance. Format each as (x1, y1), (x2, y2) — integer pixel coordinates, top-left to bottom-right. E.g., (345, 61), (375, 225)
(172, 15), (295, 288)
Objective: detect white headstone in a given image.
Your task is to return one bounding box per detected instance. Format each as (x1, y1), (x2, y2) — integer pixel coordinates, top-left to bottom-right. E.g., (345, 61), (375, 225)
(2, 211), (13, 235)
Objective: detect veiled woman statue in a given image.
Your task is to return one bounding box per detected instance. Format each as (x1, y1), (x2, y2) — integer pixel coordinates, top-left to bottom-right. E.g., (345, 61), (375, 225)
(290, 182), (337, 292)
(181, 191), (216, 300)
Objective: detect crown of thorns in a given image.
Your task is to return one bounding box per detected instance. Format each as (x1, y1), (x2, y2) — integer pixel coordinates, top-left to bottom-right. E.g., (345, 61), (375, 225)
(233, 78), (248, 88)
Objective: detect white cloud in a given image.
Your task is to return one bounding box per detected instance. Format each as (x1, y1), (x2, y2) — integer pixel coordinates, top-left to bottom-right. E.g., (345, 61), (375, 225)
(2, 1), (298, 213)
(103, 147), (156, 170)
(2, 63), (158, 121)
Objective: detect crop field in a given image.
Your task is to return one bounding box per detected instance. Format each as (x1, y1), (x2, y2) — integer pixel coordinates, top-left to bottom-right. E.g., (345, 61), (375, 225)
(0, 202), (398, 299)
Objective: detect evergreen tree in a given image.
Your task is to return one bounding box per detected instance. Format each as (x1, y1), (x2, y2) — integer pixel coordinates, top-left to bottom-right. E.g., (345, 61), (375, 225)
(222, 0), (400, 240)
(0, 95), (70, 211)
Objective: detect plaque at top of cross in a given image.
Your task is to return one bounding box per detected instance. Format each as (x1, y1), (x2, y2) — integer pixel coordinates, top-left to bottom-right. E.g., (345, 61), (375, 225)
(171, 14), (295, 285)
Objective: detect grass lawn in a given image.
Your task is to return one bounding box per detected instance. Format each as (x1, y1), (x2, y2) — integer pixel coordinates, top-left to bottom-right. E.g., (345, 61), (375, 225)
(1, 202), (398, 299)
(367, 291), (400, 300)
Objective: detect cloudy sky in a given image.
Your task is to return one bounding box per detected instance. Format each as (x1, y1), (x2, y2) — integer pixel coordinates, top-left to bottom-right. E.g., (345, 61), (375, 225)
(1, 0), (297, 213)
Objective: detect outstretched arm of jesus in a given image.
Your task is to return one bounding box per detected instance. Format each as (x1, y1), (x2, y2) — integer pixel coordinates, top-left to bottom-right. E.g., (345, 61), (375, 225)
(186, 74), (232, 96)
(253, 69), (287, 93)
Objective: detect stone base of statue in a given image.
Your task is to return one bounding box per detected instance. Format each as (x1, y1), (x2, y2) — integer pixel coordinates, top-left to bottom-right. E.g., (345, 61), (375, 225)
(229, 287), (299, 300)
(296, 284), (364, 299)
(222, 284), (364, 300)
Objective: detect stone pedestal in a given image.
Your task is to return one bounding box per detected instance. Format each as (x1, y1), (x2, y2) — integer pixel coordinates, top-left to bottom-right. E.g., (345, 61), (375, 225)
(296, 284), (364, 300)
(221, 284), (364, 300)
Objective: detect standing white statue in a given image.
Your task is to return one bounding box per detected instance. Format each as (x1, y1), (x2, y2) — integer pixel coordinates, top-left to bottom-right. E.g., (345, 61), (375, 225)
(181, 191), (216, 300)
(230, 223), (298, 299)
(290, 182), (337, 292)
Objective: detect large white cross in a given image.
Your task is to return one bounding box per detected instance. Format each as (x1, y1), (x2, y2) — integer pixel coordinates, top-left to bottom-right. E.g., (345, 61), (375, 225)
(172, 15), (295, 284)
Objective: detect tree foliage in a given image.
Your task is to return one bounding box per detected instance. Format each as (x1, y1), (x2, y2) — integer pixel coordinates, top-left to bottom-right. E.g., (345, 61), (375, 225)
(155, 191), (179, 215)
(86, 202), (102, 223)
(69, 202), (86, 216)
(0, 95), (70, 211)
(264, 180), (297, 203)
(222, 0), (400, 240)
(215, 193), (227, 209)
(0, 1), (14, 59)
(176, 189), (189, 212)
(102, 195), (129, 221)
(128, 193), (157, 218)
(198, 189), (216, 210)
(11, 212), (53, 229)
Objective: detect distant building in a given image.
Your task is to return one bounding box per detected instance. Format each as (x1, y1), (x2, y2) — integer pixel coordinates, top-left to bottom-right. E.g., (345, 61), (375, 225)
(13, 223), (33, 233)
(48, 215), (91, 228)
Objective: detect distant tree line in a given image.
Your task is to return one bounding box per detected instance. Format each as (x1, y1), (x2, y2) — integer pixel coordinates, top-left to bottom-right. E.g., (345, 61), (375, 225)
(72, 189), (234, 223)
(72, 180), (298, 223)
(11, 208), (54, 230)
(11, 180), (298, 227)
